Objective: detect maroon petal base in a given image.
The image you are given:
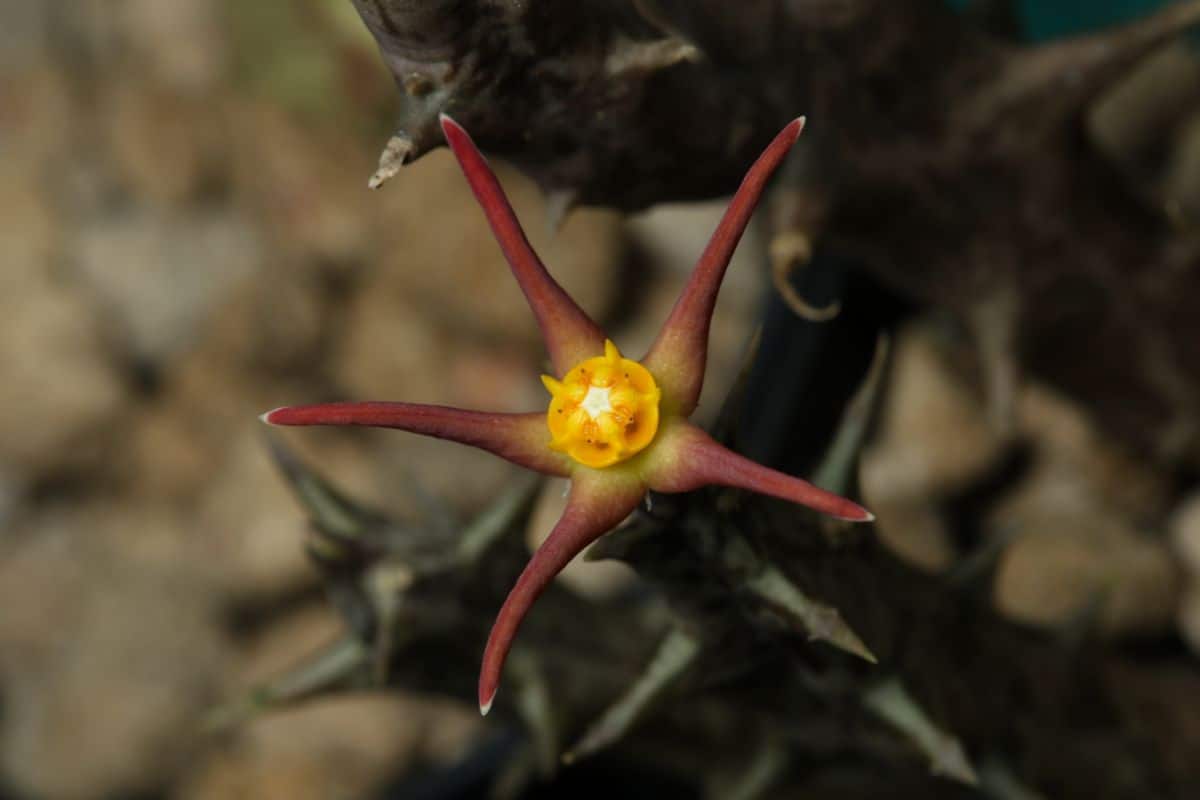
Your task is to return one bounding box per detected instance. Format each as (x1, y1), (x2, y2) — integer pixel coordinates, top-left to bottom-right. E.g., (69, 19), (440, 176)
(646, 423), (873, 523)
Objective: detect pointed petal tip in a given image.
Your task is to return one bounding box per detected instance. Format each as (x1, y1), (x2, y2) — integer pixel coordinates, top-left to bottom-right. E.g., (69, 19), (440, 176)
(259, 408), (285, 425)
(835, 502), (875, 524)
(439, 113), (465, 140)
(479, 690), (495, 716)
(776, 117), (805, 147)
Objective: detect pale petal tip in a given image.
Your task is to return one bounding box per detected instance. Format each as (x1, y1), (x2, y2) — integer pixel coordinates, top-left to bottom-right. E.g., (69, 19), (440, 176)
(831, 501), (875, 523)
(847, 507), (875, 523)
(259, 408), (285, 426)
(787, 116), (807, 140)
(479, 691), (495, 716)
(439, 112), (463, 136)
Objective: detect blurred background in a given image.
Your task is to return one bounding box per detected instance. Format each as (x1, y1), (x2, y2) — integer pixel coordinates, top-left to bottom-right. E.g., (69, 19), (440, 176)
(2, 1), (1200, 798)
(0, 1), (765, 797)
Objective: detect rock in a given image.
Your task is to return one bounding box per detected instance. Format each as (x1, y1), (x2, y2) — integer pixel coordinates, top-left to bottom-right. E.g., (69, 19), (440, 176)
(74, 209), (261, 366)
(195, 430), (315, 600)
(185, 602), (479, 800)
(863, 327), (1000, 501)
(861, 326), (999, 570)
(117, 0), (228, 92)
(104, 84), (225, 207)
(993, 520), (1180, 638)
(0, 172), (127, 473)
(1018, 384), (1168, 521)
(1169, 493), (1200, 576)
(227, 103), (375, 269)
(0, 506), (228, 799)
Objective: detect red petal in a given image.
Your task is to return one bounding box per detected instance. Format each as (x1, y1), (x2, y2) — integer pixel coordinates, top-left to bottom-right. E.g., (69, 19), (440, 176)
(263, 403), (570, 477)
(478, 475), (643, 715)
(645, 422), (873, 522)
(440, 115), (606, 375)
(643, 118), (806, 415)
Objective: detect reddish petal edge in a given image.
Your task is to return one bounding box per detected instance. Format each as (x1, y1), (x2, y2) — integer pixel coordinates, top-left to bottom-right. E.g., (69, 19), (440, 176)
(644, 422), (873, 523)
(479, 474), (644, 715)
(643, 118), (806, 415)
(440, 115), (606, 375)
(262, 402), (570, 478)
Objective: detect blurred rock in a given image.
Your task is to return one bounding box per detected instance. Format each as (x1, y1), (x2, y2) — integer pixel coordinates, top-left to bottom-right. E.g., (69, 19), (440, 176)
(196, 430), (314, 600)
(993, 521), (1179, 638)
(104, 84), (226, 207)
(228, 102), (374, 268)
(186, 602), (479, 800)
(1170, 493), (1200, 576)
(862, 326), (1001, 571)
(864, 327), (1001, 500)
(0, 173), (127, 473)
(0, 506), (228, 799)
(74, 209), (261, 366)
(0, 2), (51, 68)
(1018, 383), (1169, 522)
(117, 0), (228, 92)
(332, 286), (449, 405)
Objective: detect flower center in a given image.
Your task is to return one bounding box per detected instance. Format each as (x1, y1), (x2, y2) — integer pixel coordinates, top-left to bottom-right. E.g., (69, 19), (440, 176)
(580, 386), (612, 418)
(541, 340), (661, 469)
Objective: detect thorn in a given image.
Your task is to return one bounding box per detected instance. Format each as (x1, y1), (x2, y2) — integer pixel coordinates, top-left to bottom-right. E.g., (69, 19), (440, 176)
(203, 638), (368, 732)
(812, 334), (891, 496)
(948, 523), (1021, 589)
(563, 627), (701, 763)
(264, 434), (386, 540)
(604, 36), (701, 78)
(747, 564), (877, 663)
(368, 135), (414, 190)
(713, 740), (790, 800)
(977, 754), (1050, 800)
(508, 652), (559, 777)
(456, 471), (542, 563)
(863, 678), (979, 786)
(544, 188), (577, 234)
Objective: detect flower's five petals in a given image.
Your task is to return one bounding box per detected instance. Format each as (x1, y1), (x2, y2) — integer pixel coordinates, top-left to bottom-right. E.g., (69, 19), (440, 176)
(645, 423), (874, 523)
(263, 403), (571, 478)
(644, 118), (806, 415)
(479, 474), (644, 715)
(264, 115), (874, 717)
(440, 114), (606, 375)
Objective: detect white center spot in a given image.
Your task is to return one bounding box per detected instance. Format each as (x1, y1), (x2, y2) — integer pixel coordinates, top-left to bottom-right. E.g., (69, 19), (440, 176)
(580, 386), (613, 419)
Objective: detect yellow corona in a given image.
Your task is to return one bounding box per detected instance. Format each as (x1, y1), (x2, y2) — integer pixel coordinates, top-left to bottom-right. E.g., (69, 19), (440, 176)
(541, 340), (661, 468)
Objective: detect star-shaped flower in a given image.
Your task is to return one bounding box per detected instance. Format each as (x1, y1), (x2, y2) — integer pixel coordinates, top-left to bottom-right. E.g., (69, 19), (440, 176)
(263, 115), (872, 715)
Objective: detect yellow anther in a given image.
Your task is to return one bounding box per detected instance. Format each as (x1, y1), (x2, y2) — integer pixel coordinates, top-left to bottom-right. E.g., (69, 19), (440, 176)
(543, 339), (661, 468)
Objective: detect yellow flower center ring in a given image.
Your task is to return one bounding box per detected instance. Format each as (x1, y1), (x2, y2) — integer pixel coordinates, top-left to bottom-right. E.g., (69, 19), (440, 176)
(541, 340), (661, 468)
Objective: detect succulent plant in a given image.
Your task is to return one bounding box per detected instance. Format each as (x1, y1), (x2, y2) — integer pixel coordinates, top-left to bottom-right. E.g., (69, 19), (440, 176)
(263, 114), (871, 715)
